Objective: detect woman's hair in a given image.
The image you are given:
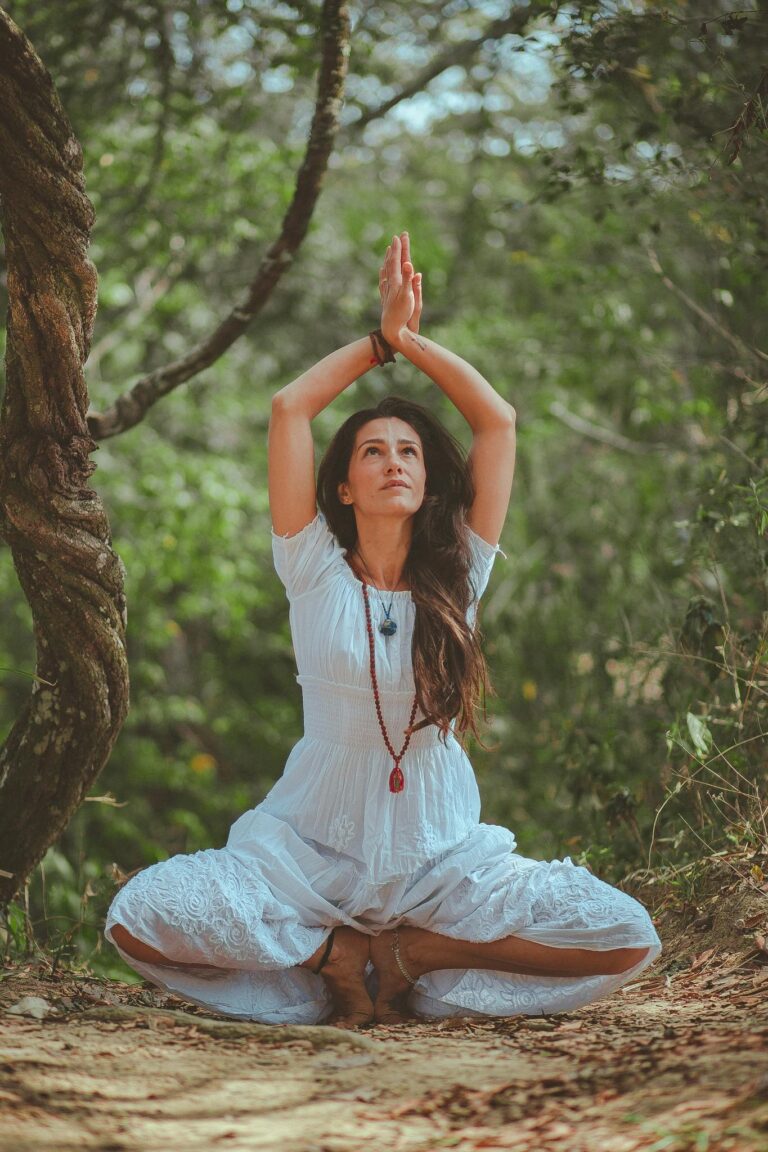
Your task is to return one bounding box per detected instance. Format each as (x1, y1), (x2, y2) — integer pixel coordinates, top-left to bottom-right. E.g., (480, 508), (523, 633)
(316, 395), (491, 741)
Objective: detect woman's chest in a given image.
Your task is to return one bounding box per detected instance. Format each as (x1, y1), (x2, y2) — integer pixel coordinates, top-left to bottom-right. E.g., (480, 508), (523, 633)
(288, 576), (416, 691)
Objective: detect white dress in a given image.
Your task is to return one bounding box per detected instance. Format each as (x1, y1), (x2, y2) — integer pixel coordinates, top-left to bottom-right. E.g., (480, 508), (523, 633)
(105, 513), (662, 1023)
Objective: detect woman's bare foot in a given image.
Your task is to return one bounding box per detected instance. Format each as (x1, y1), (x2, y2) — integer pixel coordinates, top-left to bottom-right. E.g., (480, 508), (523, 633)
(370, 927), (424, 1024)
(303, 927), (374, 1028)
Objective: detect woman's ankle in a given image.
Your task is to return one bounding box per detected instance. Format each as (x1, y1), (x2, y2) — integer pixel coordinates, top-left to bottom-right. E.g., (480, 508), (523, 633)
(386, 925), (432, 979)
(300, 936), (332, 973)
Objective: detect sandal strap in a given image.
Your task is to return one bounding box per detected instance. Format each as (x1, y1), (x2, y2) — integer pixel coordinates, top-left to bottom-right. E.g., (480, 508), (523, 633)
(392, 930), (417, 985)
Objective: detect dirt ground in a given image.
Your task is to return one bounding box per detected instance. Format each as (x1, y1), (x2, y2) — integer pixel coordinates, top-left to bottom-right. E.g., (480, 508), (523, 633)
(2, 854), (768, 1152)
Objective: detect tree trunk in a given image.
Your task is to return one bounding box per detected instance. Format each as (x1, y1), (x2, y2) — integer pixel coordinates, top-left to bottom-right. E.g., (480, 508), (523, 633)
(0, 10), (130, 905)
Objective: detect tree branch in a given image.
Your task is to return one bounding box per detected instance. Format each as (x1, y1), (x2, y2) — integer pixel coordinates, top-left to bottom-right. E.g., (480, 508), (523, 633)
(120, 1), (176, 219)
(349, 3), (538, 132)
(646, 248), (768, 368)
(86, 0), (351, 441)
(724, 66), (768, 166)
(547, 401), (665, 454)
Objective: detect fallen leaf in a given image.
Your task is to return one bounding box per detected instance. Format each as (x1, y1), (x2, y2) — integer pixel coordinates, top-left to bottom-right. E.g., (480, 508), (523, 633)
(689, 946), (718, 971)
(6, 996), (58, 1020)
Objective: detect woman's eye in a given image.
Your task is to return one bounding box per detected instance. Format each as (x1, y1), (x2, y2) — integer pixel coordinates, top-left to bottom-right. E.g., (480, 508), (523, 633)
(364, 446), (379, 455)
(403, 447), (417, 456)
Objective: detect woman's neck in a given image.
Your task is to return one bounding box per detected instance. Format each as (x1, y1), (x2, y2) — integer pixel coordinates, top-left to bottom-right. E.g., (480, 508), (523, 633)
(350, 519), (412, 590)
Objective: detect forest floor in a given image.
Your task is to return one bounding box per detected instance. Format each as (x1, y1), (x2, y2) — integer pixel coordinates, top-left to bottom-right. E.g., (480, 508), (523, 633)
(2, 851), (768, 1152)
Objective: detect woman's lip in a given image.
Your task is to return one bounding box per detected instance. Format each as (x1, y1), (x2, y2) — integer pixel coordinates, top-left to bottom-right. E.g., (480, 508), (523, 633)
(383, 480), (408, 488)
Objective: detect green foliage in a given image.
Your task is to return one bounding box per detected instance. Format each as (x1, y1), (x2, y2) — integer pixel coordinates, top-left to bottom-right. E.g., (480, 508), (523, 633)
(1, 0), (766, 973)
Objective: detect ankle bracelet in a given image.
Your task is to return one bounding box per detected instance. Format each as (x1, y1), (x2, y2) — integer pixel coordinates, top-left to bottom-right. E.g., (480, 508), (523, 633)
(392, 930), (417, 985)
(314, 928), (335, 975)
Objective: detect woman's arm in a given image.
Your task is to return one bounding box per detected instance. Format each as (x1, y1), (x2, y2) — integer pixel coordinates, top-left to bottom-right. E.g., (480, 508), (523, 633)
(380, 234), (516, 547)
(270, 232), (423, 539)
(268, 339), (376, 538)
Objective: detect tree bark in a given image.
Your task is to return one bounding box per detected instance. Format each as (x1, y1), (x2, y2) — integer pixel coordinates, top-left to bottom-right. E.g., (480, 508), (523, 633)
(86, 0), (351, 441)
(0, 9), (129, 905)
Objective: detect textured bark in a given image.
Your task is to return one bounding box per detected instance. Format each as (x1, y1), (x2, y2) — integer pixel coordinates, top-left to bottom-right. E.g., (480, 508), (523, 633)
(0, 10), (130, 904)
(87, 0), (351, 441)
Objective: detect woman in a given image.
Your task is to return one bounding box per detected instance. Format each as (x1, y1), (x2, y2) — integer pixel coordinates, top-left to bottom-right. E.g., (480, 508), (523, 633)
(106, 233), (661, 1027)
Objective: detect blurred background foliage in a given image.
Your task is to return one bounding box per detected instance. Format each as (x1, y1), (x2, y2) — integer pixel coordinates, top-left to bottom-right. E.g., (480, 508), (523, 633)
(1, 0), (765, 977)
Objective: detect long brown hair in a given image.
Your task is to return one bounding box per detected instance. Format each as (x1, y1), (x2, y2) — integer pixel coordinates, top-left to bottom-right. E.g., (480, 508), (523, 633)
(316, 396), (491, 741)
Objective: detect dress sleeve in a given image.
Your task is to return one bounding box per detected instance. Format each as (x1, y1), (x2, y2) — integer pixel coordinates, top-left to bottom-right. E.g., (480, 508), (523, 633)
(271, 512), (345, 599)
(467, 525), (505, 606)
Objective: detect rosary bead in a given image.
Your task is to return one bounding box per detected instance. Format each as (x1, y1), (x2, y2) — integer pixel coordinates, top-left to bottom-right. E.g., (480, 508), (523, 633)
(362, 581), (418, 794)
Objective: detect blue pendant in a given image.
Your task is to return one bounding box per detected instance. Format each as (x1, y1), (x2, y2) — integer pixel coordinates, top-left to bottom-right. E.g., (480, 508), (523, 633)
(379, 617), (398, 637)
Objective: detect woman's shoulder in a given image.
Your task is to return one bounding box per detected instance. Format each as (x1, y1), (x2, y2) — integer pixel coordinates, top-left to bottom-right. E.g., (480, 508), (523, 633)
(464, 522), (506, 604)
(272, 511), (347, 599)
(465, 522), (506, 561)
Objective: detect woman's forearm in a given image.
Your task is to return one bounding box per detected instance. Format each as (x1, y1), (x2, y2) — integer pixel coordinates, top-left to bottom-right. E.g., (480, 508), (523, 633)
(273, 337), (376, 420)
(383, 326), (515, 433)
(269, 336), (379, 535)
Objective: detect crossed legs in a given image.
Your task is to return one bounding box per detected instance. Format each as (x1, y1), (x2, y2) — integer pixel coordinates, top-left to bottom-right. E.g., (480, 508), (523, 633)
(366, 926), (650, 1024)
(109, 922), (650, 1028)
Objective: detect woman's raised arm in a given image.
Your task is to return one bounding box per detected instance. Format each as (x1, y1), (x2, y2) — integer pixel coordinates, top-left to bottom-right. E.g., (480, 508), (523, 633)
(379, 234), (516, 547)
(268, 339), (376, 538)
(269, 232), (423, 538)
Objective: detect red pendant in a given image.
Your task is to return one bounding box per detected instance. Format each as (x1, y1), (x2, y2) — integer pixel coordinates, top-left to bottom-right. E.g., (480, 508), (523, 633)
(389, 764), (405, 793)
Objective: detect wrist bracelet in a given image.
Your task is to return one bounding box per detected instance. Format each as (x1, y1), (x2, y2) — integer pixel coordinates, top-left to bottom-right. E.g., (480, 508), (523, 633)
(369, 328), (396, 366)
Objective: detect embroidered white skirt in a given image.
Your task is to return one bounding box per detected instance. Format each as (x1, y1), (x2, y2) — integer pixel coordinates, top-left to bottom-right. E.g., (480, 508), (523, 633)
(105, 815), (662, 1023)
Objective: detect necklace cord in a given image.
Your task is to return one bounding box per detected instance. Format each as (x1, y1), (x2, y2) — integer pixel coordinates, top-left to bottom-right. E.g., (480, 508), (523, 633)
(354, 547), (402, 598)
(355, 548), (399, 633)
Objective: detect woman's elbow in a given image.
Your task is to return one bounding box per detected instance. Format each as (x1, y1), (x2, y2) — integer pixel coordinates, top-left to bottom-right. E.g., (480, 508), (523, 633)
(270, 388), (308, 423)
(476, 404), (515, 442)
(499, 402), (516, 429)
(271, 388), (293, 415)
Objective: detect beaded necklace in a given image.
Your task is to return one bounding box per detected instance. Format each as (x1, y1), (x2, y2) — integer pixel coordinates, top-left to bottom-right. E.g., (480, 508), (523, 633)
(361, 581), (418, 794)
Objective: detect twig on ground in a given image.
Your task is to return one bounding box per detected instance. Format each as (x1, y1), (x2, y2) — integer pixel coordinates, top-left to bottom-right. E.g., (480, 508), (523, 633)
(73, 1003), (377, 1049)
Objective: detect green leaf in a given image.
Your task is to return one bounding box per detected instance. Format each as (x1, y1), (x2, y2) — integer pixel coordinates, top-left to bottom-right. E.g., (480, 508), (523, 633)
(686, 712), (712, 758)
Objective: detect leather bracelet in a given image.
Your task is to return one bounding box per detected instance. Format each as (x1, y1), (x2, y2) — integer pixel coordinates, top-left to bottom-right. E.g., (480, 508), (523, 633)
(369, 328), (396, 366)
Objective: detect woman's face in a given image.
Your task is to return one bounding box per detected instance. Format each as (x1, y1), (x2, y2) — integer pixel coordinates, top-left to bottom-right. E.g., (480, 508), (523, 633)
(338, 417), (427, 523)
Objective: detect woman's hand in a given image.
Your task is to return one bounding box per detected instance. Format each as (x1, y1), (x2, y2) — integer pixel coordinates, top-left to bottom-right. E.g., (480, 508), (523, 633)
(376, 230), (516, 546)
(379, 232), (422, 345)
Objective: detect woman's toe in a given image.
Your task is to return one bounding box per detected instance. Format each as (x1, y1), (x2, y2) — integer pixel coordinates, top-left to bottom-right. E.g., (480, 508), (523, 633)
(374, 1006), (411, 1025)
(328, 1010), (373, 1029)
